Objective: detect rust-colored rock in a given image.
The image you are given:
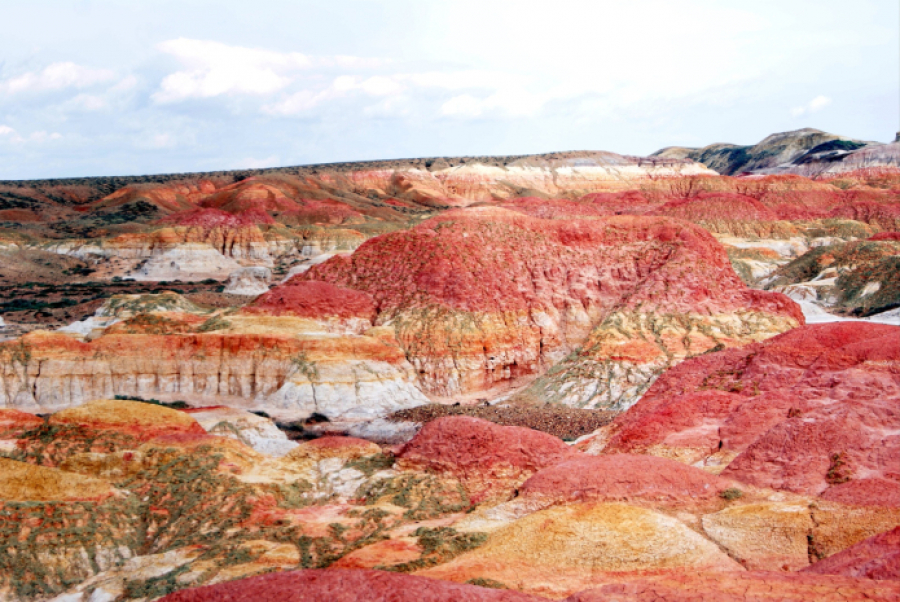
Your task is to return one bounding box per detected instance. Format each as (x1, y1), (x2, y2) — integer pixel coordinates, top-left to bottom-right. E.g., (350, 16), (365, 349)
(398, 416), (575, 503)
(0, 408), (43, 438)
(243, 280), (376, 323)
(596, 323), (900, 497)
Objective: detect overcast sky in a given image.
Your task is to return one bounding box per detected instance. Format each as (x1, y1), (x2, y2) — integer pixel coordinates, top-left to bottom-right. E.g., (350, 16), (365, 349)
(0, 0), (896, 179)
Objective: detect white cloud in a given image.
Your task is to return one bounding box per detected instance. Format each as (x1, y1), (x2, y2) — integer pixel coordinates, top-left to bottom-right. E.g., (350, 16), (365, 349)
(441, 89), (545, 118)
(0, 125), (61, 144)
(264, 89), (331, 115)
(0, 62), (115, 95)
(64, 93), (108, 111)
(28, 131), (62, 143)
(263, 74), (404, 116)
(791, 95), (832, 117)
(153, 38), (312, 103)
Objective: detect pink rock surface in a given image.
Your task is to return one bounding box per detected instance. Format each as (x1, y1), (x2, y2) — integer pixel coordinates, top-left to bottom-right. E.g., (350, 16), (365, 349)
(519, 454), (734, 511)
(601, 323), (900, 497)
(565, 571), (900, 601)
(158, 568), (547, 602)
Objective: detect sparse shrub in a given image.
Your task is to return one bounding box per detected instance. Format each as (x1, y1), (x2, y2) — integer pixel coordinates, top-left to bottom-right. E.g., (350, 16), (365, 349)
(197, 315), (231, 332)
(826, 452), (852, 485)
(466, 578), (508, 589)
(720, 487), (743, 501)
(346, 452), (395, 477)
(113, 395), (190, 410)
(378, 527), (487, 572)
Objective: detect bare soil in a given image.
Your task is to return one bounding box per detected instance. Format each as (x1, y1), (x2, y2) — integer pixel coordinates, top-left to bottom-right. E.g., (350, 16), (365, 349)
(388, 403), (615, 441)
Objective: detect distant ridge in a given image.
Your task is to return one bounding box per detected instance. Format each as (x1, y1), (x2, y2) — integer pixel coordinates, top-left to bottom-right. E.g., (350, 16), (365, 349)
(653, 128), (897, 176)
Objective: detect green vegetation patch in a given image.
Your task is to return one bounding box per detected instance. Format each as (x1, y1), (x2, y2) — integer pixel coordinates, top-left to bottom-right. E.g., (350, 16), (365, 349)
(359, 473), (470, 520)
(378, 527), (487, 573)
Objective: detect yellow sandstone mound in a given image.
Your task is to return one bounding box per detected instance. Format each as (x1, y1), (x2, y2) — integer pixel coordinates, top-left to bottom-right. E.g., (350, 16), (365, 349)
(418, 502), (740, 598)
(50, 399), (205, 440)
(0, 457), (114, 501)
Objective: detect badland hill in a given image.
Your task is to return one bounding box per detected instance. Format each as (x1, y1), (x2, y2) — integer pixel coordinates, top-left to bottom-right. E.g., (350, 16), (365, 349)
(0, 129), (897, 601)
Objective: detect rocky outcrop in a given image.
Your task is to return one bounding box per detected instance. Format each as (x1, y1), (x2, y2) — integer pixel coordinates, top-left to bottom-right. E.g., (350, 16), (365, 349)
(180, 406), (298, 457)
(127, 243), (242, 281)
(764, 239), (900, 318)
(587, 322), (900, 499)
(0, 324), (428, 420)
(398, 416), (575, 503)
(300, 208), (800, 406)
(652, 128), (889, 176)
(223, 266), (272, 296)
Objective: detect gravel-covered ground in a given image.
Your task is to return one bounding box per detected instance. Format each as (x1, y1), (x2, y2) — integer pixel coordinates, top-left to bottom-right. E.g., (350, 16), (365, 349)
(388, 403), (615, 441)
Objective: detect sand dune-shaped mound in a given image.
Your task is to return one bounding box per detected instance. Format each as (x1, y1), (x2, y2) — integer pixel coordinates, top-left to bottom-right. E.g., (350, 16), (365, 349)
(0, 457), (114, 501)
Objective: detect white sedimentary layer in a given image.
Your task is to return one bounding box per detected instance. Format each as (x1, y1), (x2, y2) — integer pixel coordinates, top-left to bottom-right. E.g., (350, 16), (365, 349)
(128, 243), (241, 281)
(0, 338), (428, 421)
(187, 406), (298, 456)
(223, 266), (272, 295)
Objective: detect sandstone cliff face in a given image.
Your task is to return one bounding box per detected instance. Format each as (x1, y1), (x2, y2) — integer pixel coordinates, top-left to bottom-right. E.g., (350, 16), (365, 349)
(0, 321), (427, 420)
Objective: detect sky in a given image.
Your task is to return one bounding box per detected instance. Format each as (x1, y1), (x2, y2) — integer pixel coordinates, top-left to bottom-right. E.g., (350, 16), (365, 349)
(0, 0), (896, 179)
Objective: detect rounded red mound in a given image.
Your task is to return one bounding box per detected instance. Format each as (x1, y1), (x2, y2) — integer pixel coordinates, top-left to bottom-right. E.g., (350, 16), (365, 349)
(0, 408), (43, 438)
(399, 416), (576, 502)
(157, 568), (546, 602)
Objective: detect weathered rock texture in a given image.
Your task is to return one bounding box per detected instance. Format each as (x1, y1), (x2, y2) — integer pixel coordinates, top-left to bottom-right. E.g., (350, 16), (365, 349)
(588, 322), (900, 499)
(398, 416), (575, 503)
(224, 266), (272, 296)
(764, 239), (900, 318)
(419, 502), (741, 598)
(0, 323), (428, 420)
(299, 207), (800, 407)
